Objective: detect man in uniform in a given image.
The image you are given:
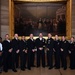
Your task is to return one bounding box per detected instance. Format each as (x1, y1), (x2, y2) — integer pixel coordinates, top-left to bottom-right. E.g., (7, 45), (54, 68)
(36, 33), (46, 68)
(0, 37), (3, 73)
(54, 35), (61, 69)
(27, 34), (36, 70)
(2, 34), (12, 72)
(11, 34), (20, 72)
(60, 36), (69, 70)
(19, 36), (27, 71)
(46, 33), (54, 69)
(69, 37), (75, 69)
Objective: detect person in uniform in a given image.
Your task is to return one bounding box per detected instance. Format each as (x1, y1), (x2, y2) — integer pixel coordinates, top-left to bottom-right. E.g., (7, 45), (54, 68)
(0, 37), (3, 73)
(2, 34), (12, 72)
(19, 36), (27, 71)
(36, 33), (46, 68)
(27, 34), (36, 70)
(11, 34), (20, 72)
(69, 37), (75, 69)
(54, 35), (61, 69)
(60, 36), (69, 70)
(46, 33), (54, 69)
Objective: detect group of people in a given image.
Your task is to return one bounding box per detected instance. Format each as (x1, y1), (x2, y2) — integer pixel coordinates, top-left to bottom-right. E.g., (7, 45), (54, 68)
(15, 17), (66, 36)
(0, 33), (75, 73)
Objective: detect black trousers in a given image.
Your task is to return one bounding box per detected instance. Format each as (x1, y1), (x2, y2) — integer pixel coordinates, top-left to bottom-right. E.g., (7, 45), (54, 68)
(8, 52), (12, 69)
(31, 51), (35, 67)
(12, 52), (19, 70)
(54, 52), (60, 68)
(70, 51), (75, 69)
(20, 52), (27, 69)
(47, 51), (49, 66)
(61, 52), (67, 69)
(37, 50), (45, 67)
(3, 52), (8, 71)
(47, 50), (53, 68)
(16, 53), (19, 68)
(0, 55), (3, 68)
(27, 52), (31, 69)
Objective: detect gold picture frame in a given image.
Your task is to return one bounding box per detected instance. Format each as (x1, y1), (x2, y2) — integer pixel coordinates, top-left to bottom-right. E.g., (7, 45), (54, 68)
(9, 0), (72, 39)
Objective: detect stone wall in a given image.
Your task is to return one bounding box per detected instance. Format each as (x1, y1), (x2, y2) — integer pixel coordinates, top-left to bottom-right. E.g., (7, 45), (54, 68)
(0, 0), (9, 39)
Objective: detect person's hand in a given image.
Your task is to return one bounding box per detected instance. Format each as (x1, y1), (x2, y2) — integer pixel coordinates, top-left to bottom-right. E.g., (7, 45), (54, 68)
(61, 48), (63, 51)
(39, 47), (43, 50)
(23, 49), (25, 52)
(53, 48), (55, 52)
(25, 50), (27, 53)
(16, 50), (19, 53)
(9, 49), (12, 53)
(32, 49), (35, 52)
(69, 51), (71, 54)
(46, 48), (49, 51)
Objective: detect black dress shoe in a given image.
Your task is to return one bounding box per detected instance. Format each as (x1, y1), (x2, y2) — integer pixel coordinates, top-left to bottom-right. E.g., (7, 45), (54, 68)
(64, 68), (67, 70)
(55, 67), (60, 69)
(32, 65), (36, 67)
(4, 70), (8, 72)
(21, 68), (25, 71)
(37, 66), (40, 68)
(28, 68), (31, 70)
(42, 66), (45, 68)
(0, 69), (2, 73)
(70, 67), (75, 70)
(49, 67), (53, 69)
(61, 66), (63, 68)
(46, 65), (49, 67)
(12, 69), (17, 72)
(25, 66), (27, 69)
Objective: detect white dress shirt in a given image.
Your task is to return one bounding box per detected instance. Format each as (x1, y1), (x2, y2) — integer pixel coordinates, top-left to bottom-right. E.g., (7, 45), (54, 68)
(0, 43), (3, 51)
(39, 38), (42, 40)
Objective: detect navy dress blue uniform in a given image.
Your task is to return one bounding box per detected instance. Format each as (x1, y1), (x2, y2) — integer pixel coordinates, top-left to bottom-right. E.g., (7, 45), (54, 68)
(11, 38), (20, 71)
(19, 40), (27, 70)
(27, 39), (35, 70)
(46, 38), (54, 69)
(69, 42), (75, 69)
(0, 42), (3, 73)
(54, 39), (61, 69)
(60, 40), (69, 70)
(36, 38), (46, 68)
(2, 40), (11, 72)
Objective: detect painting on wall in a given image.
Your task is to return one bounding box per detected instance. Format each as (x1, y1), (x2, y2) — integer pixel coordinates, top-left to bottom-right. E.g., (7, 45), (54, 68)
(14, 2), (66, 36)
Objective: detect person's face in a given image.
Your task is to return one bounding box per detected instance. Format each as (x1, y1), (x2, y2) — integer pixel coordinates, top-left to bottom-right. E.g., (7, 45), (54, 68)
(71, 37), (74, 42)
(62, 36), (65, 41)
(5, 35), (9, 40)
(48, 34), (52, 38)
(14, 34), (18, 39)
(39, 33), (43, 38)
(21, 36), (25, 40)
(55, 35), (58, 40)
(30, 34), (33, 39)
